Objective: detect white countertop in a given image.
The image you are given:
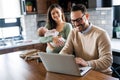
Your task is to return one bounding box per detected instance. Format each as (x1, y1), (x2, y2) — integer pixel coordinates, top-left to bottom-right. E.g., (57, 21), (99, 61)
(0, 40), (40, 50)
(111, 39), (120, 52)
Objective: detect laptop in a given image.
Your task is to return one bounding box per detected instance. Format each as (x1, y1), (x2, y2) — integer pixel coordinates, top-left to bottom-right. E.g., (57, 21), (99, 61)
(38, 52), (91, 76)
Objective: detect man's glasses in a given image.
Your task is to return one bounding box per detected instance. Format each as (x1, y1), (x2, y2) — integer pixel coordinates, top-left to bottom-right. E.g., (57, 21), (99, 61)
(71, 14), (85, 24)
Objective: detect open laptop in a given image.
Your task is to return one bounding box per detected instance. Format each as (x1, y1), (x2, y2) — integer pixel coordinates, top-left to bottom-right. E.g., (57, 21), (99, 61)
(38, 52), (91, 76)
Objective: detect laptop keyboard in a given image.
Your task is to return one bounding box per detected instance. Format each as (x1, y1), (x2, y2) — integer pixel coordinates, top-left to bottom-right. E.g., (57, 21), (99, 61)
(80, 69), (84, 73)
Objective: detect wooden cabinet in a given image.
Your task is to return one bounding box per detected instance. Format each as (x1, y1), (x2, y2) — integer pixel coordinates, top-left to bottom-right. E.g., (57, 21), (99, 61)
(36, 0), (58, 14)
(26, 0), (58, 14)
(25, 0), (112, 14)
(88, 0), (112, 8)
(0, 43), (47, 54)
(58, 0), (88, 12)
(34, 43), (47, 52)
(58, 0), (112, 12)
(13, 45), (33, 51)
(0, 48), (13, 54)
(36, 0), (48, 14)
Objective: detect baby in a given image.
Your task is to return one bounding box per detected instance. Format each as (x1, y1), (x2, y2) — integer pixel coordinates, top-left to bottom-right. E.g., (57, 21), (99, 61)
(37, 27), (65, 50)
(37, 27), (59, 37)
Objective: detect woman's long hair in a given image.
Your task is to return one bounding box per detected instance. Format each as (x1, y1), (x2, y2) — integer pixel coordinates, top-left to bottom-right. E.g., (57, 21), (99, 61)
(47, 4), (66, 30)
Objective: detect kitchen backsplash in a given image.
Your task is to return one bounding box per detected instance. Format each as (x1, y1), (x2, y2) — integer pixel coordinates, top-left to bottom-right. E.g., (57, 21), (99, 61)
(88, 8), (113, 38)
(22, 8), (113, 40)
(21, 15), (38, 40)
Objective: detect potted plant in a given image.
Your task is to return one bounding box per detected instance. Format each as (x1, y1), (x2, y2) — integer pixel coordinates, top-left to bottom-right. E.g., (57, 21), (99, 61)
(26, 1), (33, 12)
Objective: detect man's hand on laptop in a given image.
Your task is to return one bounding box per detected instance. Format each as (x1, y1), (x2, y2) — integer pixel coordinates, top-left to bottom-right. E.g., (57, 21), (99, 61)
(75, 57), (88, 67)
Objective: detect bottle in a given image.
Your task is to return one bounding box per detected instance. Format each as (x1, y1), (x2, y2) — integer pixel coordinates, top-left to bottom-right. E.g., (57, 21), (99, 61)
(33, 8), (36, 12)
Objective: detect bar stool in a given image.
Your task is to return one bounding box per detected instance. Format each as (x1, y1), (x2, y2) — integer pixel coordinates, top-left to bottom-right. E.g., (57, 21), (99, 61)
(112, 65), (120, 78)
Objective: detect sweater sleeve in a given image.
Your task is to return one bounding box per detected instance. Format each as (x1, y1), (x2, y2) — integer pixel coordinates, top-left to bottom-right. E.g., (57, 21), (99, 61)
(88, 32), (113, 72)
(60, 29), (74, 55)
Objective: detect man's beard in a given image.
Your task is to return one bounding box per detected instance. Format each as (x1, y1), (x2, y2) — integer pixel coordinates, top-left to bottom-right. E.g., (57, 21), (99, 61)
(77, 24), (85, 32)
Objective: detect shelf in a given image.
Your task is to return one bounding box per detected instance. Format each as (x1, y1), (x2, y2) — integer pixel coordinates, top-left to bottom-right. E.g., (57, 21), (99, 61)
(26, 11), (37, 15)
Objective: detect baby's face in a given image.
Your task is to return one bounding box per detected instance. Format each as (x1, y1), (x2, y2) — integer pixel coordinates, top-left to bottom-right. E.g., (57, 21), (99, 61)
(43, 27), (48, 33)
(38, 27), (48, 36)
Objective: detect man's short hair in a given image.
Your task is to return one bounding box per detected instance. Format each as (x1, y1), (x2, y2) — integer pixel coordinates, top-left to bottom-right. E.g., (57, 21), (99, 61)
(71, 4), (87, 14)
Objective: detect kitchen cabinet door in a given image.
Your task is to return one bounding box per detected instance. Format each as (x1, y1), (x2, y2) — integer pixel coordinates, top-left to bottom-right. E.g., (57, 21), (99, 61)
(34, 43), (47, 52)
(37, 0), (48, 14)
(88, 0), (112, 8)
(88, 0), (102, 8)
(36, 0), (58, 14)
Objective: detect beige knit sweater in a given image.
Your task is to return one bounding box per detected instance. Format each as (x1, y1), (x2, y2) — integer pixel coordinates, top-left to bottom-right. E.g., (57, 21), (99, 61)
(60, 25), (113, 75)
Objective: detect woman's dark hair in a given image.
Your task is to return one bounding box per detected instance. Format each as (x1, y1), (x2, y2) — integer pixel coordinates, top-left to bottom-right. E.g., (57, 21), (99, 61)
(71, 4), (87, 14)
(47, 4), (66, 29)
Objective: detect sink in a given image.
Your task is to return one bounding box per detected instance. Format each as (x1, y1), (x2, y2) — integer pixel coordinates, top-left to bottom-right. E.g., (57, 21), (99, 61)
(0, 40), (7, 46)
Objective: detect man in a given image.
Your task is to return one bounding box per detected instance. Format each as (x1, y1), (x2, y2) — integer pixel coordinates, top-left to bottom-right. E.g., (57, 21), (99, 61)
(60, 4), (113, 75)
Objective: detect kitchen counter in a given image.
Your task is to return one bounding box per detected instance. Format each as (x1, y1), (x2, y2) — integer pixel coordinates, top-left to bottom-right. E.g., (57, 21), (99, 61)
(111, 39), (120, 53)
(0, 40), (38, 50)
(0, 39), (119, 54)
(111, 39), (120, 65)
(0, 39), (46, 54)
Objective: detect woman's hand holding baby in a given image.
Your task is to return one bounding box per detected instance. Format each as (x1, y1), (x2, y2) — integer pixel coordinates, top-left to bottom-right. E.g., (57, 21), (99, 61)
(53, 36), (65, 47)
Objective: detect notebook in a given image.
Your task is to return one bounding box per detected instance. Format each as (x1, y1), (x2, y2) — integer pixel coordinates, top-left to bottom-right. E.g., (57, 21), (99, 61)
(38, 52), (91, 76)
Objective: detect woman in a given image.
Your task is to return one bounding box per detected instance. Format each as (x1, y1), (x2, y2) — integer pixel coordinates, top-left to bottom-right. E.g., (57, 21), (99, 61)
(39, 4), (72, 53)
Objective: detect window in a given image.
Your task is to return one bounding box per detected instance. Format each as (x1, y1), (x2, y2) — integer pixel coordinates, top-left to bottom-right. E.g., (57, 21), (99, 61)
(0, 27), (20, 38)
(0, 18), (23, 40)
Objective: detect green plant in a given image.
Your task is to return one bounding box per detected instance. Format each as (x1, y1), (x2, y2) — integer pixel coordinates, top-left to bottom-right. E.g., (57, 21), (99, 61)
(26, 1), (32, 6)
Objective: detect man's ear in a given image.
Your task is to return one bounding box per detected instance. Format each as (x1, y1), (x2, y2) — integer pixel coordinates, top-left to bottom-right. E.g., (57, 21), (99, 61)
(85, 13), (89, 20)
